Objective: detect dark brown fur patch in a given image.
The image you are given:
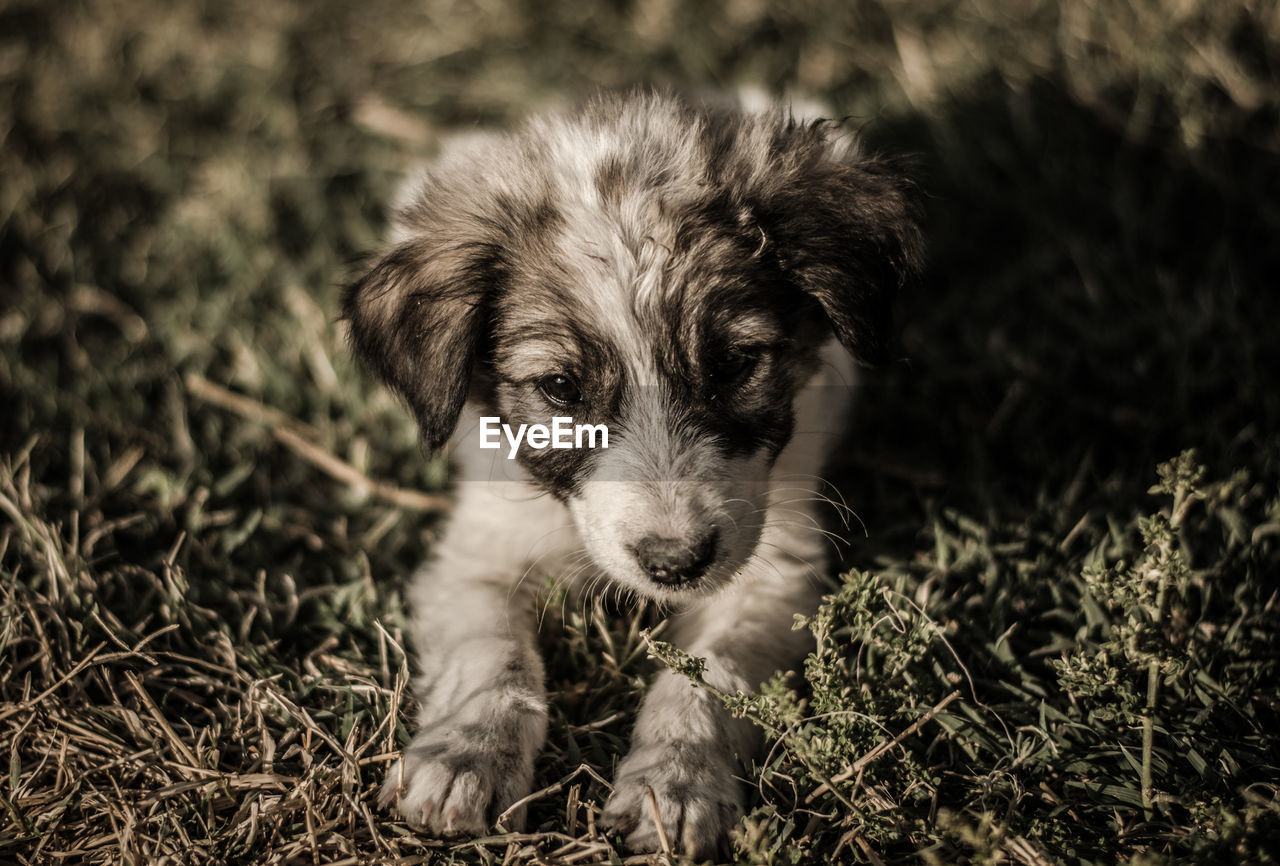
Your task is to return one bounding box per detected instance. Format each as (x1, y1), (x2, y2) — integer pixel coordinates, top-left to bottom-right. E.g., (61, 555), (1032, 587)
(345, 90), (923, 475)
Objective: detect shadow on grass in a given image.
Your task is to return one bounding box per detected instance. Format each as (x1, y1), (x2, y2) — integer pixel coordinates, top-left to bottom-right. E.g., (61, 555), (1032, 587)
(830, 76), (1279, 557)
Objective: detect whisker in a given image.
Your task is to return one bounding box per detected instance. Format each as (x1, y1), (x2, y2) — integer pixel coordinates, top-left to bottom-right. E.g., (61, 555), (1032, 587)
(751, 539), (824, 586)
(760, 515), (850, 559)
(742, 546), (791, 583)
(774, 473), (855, 515)
(766, 490), (864, 536)
(770, 475), (864, 534)
(533, 553), (591, 631)
(507, 523), (581, 613)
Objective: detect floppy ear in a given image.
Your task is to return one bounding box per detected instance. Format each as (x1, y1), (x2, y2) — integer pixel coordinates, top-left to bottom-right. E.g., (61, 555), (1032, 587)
(343, 234), (498, 452)
(764, 152), (923, 366)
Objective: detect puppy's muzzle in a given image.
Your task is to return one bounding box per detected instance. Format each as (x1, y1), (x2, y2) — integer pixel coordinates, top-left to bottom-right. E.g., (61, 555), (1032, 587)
(631, 529), (719, 586)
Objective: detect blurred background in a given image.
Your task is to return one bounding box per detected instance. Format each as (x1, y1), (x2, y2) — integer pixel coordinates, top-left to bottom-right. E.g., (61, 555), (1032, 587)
(2, 1), (1278, 863)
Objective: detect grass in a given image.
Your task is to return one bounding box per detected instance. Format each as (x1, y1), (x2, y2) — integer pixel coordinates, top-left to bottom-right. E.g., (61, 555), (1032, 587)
(2, 0), (1278, 863)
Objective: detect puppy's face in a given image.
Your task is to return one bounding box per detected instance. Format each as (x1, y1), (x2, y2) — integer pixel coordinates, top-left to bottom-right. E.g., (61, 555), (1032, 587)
(485, 218), (829, 601)
(346, 93), (921, 601)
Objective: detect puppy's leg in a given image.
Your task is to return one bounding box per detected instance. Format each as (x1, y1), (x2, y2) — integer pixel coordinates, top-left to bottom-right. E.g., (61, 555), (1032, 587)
(381, 483), (569, 834)
(603, 518), (827, 858)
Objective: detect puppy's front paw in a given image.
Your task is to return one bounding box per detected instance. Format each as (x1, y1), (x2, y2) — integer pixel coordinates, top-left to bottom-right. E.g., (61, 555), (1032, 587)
(602, 740), (744, 860)
(380, 722), (536, 835)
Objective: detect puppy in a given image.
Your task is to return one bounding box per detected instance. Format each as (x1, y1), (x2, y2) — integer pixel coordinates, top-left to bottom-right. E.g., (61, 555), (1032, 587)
(345, 90), (921, 857)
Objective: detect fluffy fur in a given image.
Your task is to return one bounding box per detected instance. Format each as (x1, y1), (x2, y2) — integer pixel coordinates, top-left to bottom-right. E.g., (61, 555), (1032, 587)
(345, 90), (922, 857)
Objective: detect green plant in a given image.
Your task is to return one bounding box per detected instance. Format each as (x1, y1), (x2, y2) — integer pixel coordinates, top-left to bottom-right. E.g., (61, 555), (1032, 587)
(647, 453), (1279, 863)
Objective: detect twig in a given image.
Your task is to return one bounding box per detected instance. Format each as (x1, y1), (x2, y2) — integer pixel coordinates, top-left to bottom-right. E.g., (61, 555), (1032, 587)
(0, 642), (108, 722)
(1005, 834), (1056, 866)
(1142, 575), (1169, 817)
(644, 785), (674, 860)
(852, 830), (887, 866)
(184, 372), (449, 513)
(806, 689), (962, 803)
(495, 764), (614, 829)
(142, 772), (293, 803)
(1142, 479), (1192, 816)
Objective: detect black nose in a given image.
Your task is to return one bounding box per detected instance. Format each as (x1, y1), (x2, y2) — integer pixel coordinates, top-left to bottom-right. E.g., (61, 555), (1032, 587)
(632, 530), (718, 586)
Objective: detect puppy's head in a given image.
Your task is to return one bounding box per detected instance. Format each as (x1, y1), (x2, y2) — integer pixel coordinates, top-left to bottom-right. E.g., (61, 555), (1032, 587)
(346, 92), (922, 602)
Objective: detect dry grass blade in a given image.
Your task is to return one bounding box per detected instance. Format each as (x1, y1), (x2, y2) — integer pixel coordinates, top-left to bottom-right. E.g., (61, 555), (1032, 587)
(185, 372), (450, 513)
(643, 785), (673, 861)
(122, 671), (199, 762)
(0, 642), (107, 723)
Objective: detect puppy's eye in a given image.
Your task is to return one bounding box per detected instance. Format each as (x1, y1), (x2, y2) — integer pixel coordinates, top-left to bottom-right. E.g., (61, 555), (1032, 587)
(538, 373), (581, 406)
(712, 349), (760, 385)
